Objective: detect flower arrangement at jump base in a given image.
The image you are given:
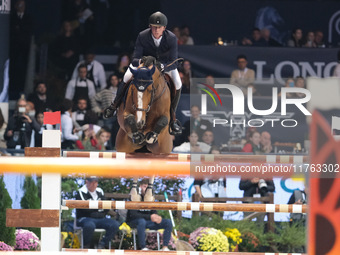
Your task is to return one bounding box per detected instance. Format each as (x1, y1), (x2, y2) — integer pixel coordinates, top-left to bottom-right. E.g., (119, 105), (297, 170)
(189, 227), (229, 252)
(146, 229), (176, 250)
(0, 241), (13, 251)
(224, 228), (242, 251)
(14, 229), (40, 251)
(61, 232), (80, 248)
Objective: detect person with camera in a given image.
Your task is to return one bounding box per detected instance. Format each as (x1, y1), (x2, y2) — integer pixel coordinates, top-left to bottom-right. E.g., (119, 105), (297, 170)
(239, 178), (275, 223)
(4, 97), (40, 149)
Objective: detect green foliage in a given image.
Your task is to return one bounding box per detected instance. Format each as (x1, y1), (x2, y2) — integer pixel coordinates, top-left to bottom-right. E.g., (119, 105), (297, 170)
(0, 176), (16, 246)
(61, 176), (83, 223)
(20, 176), (41, 238)
(267, 222), (306, 252)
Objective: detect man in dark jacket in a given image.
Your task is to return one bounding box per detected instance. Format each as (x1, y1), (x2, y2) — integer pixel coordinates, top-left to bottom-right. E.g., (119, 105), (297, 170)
(104, 11), (182, 135)
(75, 177), (119, 249)
(127, 179), (172, 251)
(239, 178), (275, 222)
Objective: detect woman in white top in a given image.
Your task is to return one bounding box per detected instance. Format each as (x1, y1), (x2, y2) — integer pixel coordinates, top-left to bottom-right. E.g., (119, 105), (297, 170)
(173, 130), (211, 153)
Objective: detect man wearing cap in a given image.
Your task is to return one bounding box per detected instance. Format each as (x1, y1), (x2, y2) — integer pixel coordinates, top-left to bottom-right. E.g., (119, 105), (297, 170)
(104, 11), (182, 135)
(75, 177), (119, 249)
(126, 179), (172, 251)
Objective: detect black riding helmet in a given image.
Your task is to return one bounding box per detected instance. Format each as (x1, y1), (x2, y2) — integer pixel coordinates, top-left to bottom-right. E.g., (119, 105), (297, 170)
(149, 11), (167, 27)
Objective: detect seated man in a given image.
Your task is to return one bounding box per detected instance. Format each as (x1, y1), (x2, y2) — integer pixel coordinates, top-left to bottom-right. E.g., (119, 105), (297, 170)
(75, 176), (119, 249)
(127, 179), (172, 251)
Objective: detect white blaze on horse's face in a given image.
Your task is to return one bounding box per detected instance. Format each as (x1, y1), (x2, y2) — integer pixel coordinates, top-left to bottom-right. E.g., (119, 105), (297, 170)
(137, 91), (143, 124)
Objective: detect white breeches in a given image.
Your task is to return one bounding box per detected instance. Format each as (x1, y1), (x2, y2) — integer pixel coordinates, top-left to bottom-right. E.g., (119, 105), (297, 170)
(123, 64), (182, 90)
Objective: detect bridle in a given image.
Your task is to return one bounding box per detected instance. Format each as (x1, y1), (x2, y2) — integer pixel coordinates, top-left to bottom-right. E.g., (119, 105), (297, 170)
(131, 77), (167, 113)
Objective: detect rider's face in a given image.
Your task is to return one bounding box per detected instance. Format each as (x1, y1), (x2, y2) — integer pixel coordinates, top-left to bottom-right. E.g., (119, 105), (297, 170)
(150, 25), (166, 39)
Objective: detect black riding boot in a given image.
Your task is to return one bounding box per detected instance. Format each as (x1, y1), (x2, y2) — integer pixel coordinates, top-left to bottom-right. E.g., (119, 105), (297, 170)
(103, 81), (126, 118)
(169, 88), (182, 135)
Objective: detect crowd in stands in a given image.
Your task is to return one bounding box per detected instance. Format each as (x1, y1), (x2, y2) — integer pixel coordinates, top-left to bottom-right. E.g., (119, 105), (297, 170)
(4, 0), (337, 154)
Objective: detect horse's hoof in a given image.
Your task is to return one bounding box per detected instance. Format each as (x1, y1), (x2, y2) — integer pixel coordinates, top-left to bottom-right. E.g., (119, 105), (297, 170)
(132, 132), (145, 144)
(145, 131), (158, 144)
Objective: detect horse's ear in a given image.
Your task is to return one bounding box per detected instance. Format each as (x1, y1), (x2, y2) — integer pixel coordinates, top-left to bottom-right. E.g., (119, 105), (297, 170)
(149, 65), (156, 75)
(129, 66), (137, 76)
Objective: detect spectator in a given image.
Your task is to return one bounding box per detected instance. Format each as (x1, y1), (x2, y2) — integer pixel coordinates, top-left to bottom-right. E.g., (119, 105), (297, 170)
(239, 178), (275, 222)
(179, 60), (193, 91)
(278, 77), (295, 98)
(173, 130), (211, 153)
(302, 31), (316, 48)
(205, 75), (215, 86)
(294, 76), (306, 98)
(202, 130), (215, 146)
(75, 124), (104, 150)
(65, 64), (96, 109)
(97, 127), (112, 150)
(287, 28), (303, 47)
(171, 26), (181, 44)
(64, 0), (95, 52)
(76, 176), (119, 249)
(27, 81), (55, 113)
(72, 97), (98, 128)
(49, 21), (80, 80)
(333, 50), (340, 78)
(314, 30), (326, 48)
(179, 25), (194, 45)
(114, 53), (131, 81)
(4, 97), (40, 149)
(260, 28), (281, 47)
(194, 177), (226, 198)
(260, 131), (272, 153)
(242, 28), (267, 47)
(126, 179), (172, 251)
(179, 71), (190, 94)
(230, 55), (255, 94)
(242, 130), (261, 154)
(0, 108), (8, 148)
(182, 105), (212, 143)
(288, 186), (308, 224)
(71, 50), (107, 92)
(60, 99), (79, 149)
(91, 74), (119, 129)
(9, 0), (33, 100)
(32, 111), (50, 147)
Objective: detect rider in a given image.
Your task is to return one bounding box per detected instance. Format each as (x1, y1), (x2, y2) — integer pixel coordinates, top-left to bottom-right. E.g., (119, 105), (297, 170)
(104, 11), (182, 135)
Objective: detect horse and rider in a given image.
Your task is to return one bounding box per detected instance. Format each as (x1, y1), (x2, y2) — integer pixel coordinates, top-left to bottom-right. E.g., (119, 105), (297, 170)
(104, 11), (183, 202)
(104, 11), (182, 138)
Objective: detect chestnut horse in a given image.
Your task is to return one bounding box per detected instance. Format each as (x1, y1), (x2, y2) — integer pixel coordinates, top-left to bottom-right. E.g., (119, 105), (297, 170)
(115, 64), (173, 154)
(115, 64), (173, 201)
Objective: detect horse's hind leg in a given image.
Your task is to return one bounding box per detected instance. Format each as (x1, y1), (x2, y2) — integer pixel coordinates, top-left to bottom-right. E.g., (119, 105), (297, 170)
(144, 175), (155, 202)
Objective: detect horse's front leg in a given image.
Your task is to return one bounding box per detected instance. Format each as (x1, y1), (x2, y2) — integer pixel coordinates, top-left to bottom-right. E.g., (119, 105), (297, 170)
(124, 114), (145, 144)
(145, 115), (168, 144)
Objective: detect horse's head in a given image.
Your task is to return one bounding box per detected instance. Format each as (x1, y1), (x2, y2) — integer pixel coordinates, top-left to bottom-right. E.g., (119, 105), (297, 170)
(129, 65), (156, 130)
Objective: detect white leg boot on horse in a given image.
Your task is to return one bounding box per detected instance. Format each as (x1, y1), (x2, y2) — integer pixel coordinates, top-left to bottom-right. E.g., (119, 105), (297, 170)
(144, 175), (155, 202)
(130, 177), (141, 202)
